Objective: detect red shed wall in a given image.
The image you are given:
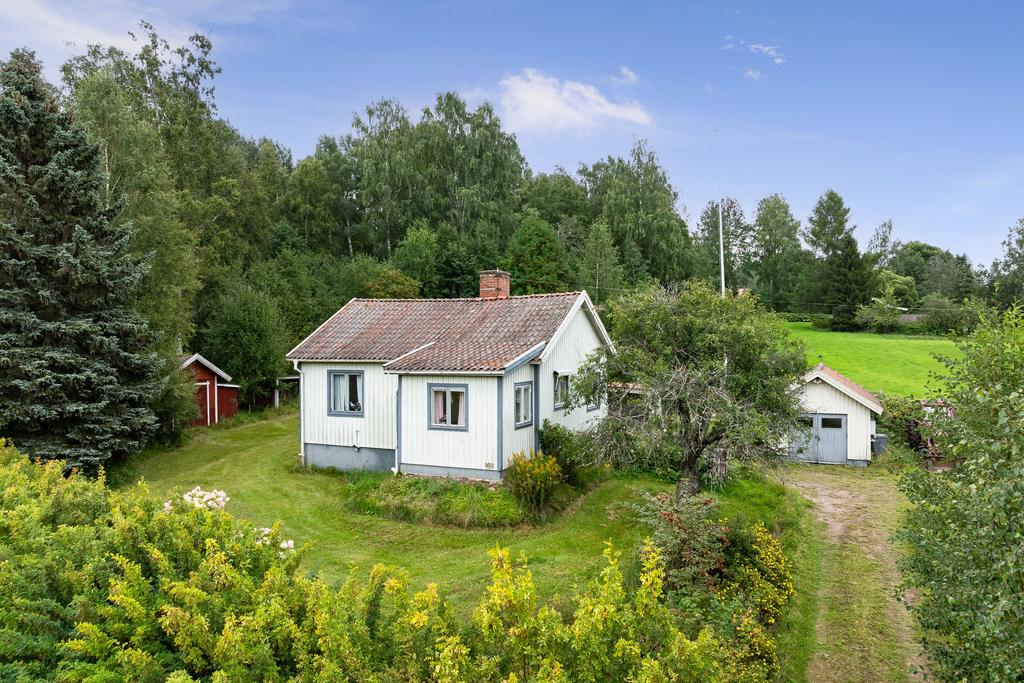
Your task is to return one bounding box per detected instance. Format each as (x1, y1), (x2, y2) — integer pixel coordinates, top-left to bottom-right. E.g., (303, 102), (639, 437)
(217, 385), (239, 421)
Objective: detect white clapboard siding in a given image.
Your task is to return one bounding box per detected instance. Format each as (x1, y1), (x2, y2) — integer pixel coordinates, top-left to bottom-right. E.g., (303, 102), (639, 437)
(538, 304), (607, 431)
(300, 362), (397, 450)
(504, 363), (536, 463)
(400, 374), (499, 471)
(800, 381), (874, 460)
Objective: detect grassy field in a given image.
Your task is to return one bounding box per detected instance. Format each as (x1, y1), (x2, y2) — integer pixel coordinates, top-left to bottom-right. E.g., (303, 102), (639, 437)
(785, 322), (958, 396)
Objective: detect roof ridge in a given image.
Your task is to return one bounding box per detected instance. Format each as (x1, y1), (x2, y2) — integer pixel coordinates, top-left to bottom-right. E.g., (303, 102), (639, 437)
(349, 291), (583, 304)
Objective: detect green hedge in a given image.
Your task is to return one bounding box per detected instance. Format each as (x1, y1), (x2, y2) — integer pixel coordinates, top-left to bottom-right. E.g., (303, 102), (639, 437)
(777, 312), (833, 326)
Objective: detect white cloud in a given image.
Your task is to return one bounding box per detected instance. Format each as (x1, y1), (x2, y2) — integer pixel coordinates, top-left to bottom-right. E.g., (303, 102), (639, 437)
(723, 36), (787, 68)
(749, 43), (786, 64)
(0, 0), (293, 79)
(743, 68), (766, 82)
(498, 68), (651, 133)
(703, 82), (714, 94)
(608, 65), (639, 86)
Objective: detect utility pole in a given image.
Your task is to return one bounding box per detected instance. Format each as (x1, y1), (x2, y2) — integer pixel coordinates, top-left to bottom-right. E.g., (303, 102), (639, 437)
(718, 198), (726, 298)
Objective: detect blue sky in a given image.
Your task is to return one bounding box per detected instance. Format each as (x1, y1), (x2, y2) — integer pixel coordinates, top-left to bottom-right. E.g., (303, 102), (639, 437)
(3, 1), (1023, 264)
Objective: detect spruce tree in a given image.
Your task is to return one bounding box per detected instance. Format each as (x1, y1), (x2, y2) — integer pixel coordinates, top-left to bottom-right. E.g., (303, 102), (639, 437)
(825, 232), (874, 330)
(504, 213), (572, 294)
(0, 50), (159, 472)
(576, 220), (624, 303)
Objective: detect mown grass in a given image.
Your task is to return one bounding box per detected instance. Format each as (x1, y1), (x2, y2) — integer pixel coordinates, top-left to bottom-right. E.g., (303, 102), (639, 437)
(116, 415), (824, 643)
(785, 322), (958, 396)
(114, 414), (668, 612)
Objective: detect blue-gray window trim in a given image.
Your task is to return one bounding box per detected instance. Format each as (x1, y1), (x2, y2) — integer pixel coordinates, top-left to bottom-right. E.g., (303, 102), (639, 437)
(327, 369), (365, 417)
(512, 378), (536, 428)
(586, 398), (601, 412)
(514, 380), (534, 429)
(428, 382), (469, 431)
(553, 372), (570, 410)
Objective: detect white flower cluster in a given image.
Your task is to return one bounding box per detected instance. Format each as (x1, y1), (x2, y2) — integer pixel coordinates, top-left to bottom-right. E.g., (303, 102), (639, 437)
(182, 486), (229, 510)
(254, 527), (295, 556)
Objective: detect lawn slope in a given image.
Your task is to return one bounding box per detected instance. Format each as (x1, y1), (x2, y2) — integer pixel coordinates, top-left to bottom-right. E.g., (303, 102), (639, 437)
(786, 322), (957, 396)
(116, 414), (666, 610)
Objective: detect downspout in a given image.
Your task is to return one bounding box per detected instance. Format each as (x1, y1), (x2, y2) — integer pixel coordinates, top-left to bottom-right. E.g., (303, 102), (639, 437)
(393, 375), (402, 475)
(292, 360), (304, 467)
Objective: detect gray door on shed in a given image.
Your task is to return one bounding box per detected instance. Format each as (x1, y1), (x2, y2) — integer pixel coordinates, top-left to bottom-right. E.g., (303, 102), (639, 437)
(790, 414), (848, 464)
(789, 415), (817, 461)
(815, 414), (848, 463)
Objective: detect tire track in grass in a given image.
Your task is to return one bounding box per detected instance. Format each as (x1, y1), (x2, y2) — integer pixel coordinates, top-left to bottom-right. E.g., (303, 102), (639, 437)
(779, 465), (926, 683)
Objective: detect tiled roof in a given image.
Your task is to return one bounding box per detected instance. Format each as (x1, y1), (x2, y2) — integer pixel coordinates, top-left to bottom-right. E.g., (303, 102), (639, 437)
(287, 293), (584, 372)
(804, 363), (883, 414)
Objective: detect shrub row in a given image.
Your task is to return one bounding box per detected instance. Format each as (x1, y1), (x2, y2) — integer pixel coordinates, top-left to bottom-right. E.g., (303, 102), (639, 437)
(776, 312), (833, 326)
(0, 441), (786, 681)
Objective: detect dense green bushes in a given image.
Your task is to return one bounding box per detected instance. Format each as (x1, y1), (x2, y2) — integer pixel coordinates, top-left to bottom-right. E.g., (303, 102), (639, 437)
(634, 492), (796, 680)
(777, 312), (832, 326)
(897, 307), (1024, 680)
(0, 441), (792, 681)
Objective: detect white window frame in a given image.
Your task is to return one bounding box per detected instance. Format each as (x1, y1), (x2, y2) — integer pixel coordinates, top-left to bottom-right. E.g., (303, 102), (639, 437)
(514, 381), (533, 428)
(553, 373), (570, 410)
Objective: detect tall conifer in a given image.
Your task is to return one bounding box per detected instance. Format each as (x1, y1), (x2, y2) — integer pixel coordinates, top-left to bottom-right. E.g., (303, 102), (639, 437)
(0, 50), (159, 472)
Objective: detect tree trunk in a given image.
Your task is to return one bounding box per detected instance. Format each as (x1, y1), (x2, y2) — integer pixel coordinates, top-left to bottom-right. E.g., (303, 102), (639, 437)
(675, 453), (701, 504)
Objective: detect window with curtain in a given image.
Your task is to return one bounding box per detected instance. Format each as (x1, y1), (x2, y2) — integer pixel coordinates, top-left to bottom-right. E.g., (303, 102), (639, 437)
(328, 371), (363, 415)
(430, 385), (467, 430)
(514, 382), (533, 427)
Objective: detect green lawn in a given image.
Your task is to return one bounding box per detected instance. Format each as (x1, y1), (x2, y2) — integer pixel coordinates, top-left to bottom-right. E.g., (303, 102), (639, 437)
(116, 414), (819, 653)
(115, 414), (668, 611)
(786, 322), (958, 396)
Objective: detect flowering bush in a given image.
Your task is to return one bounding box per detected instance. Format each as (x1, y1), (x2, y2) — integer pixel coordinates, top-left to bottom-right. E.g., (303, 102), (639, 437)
(504, 449), (562, 514)
(182, 485), (230, 510)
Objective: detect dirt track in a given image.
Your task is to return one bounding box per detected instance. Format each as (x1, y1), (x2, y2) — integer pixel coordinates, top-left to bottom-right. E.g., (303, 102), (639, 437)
(779, 465), (927, 683)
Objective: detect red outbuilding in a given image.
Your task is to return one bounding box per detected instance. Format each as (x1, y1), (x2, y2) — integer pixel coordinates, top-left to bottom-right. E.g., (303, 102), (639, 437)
(180, 353), (240, 427)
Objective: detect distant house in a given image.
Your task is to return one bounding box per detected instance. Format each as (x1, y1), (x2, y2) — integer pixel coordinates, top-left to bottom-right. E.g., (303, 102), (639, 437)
(790, 363), (883, 465)
(180, 353), (240, 427)
(286, 270), (613, 479)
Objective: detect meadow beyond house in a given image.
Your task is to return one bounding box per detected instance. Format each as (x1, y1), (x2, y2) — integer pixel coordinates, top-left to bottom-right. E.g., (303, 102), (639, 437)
(790, 363), (883, 466)
(286, 270), (613, 479)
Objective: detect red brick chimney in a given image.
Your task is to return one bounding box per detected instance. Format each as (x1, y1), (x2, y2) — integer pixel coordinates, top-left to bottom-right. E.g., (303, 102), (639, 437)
(479, 270), (511, 300)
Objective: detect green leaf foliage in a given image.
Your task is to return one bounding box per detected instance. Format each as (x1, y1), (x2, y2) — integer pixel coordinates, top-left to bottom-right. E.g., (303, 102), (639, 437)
(897, 307), (1024, 680)
(504, 213), (572, 294)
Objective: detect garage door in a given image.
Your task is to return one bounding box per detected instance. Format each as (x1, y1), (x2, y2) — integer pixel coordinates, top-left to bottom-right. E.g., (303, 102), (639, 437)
(789, 414), (848, 464)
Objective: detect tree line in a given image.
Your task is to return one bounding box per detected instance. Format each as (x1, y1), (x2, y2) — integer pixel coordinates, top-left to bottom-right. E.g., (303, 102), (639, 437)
(4, 23), (1024, 467)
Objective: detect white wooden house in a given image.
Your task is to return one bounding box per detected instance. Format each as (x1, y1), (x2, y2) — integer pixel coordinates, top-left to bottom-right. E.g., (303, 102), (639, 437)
(790, 363), (883, 465)
(286, 271), (613, 479)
